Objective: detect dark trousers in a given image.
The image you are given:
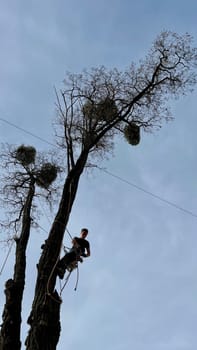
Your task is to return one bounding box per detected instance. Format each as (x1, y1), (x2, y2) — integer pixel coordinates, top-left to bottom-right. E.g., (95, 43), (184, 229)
(58, 251), (77, 270)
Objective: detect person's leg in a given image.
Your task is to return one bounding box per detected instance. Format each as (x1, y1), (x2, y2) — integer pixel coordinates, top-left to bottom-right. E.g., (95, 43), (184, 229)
(56, 251), (76, 279)
(60, 251), (76, 268)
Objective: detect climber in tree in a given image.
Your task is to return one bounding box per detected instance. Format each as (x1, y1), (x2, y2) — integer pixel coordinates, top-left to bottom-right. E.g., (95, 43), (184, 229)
(56, 228), (90, 279)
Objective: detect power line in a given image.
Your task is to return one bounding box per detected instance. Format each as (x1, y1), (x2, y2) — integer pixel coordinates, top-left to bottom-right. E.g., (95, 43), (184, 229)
(99, 167), (197, 219)
(0, 117), (56, 148)
(1, 115), (197, 220)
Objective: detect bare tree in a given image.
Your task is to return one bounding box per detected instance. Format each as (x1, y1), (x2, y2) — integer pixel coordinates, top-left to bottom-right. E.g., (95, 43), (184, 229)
(24, 31), (197, 350)
(0, 145), (59, 350)
(0, 31), (197, 350)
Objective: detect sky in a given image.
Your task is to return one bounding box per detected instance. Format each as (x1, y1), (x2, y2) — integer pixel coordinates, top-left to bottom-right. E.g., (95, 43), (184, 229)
(0, 1), (197, 349)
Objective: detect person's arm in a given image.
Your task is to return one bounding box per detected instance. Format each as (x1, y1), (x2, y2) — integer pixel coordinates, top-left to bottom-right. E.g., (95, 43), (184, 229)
(84, 245), (90, 257)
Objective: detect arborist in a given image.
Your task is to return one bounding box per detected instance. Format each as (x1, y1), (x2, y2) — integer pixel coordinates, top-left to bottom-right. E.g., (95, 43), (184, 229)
(56, 228), (91, 279)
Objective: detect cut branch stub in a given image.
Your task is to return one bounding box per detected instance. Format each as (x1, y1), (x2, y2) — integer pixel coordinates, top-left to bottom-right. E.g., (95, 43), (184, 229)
(15, 145), (36, 165)
(124, 123), (140, 145)
(35, 163), (58, 189)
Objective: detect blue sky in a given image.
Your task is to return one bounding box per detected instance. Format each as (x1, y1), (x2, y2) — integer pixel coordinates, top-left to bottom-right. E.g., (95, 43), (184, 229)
(0, 1), (197, 350)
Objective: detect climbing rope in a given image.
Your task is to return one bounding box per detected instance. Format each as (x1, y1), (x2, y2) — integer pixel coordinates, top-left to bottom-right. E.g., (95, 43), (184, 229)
(65, 227), (73, 240)
(46, 227), (68, 301)
(59, 262), (80, 295)
(0, 239), (15, 276)
(45, 236), (79, 302)
(37, 192), (81, 300)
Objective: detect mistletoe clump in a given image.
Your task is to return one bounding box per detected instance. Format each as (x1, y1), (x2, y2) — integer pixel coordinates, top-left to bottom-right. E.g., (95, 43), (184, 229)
(96, 97), (118, 121)
(83, 97), (118, 122)
(36, 163), (58, 189)
(124, 123), (140, 145)
(15, 145), (36, 165)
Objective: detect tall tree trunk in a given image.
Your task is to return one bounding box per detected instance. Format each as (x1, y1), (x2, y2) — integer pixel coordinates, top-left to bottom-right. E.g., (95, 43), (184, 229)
(26, 151), (88, 350)
(0, 179), (35, 350)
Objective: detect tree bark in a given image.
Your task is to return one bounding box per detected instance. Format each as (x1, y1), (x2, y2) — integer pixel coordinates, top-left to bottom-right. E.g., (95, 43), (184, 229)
(0, 179), (35, 350)
(26, 151), (88, 350)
